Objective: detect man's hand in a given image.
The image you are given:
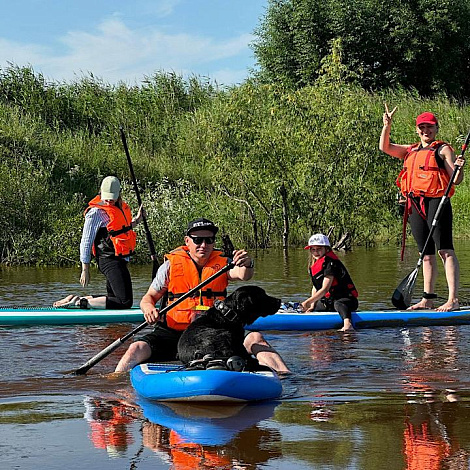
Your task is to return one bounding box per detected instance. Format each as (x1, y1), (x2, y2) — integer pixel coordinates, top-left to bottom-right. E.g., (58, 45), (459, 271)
(232, 249), (253, 268)
(142, 305), (161, 324)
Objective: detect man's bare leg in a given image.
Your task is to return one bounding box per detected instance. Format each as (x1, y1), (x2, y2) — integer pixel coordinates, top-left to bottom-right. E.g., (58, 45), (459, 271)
(244, 331), (291, 374)
(114, 341), (152, 373)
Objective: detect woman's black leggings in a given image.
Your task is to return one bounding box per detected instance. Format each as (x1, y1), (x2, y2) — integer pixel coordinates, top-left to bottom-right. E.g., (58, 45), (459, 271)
(97, 256), (133, 309)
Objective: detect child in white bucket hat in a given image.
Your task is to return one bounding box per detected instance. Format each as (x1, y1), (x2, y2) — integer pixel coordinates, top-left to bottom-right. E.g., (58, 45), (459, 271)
(301, 233), (358, 331)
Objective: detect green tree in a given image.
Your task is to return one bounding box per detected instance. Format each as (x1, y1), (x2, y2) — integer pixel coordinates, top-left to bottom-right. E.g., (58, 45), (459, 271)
(252, 0), (470, 98)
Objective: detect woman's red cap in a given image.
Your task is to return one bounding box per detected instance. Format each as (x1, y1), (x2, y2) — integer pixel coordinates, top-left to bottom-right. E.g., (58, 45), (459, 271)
(416, 112), (438, 126)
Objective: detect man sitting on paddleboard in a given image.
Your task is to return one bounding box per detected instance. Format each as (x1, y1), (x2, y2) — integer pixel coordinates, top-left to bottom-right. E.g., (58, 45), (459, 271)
(380, 106), (465, 311)
(114, 218), (290, 374)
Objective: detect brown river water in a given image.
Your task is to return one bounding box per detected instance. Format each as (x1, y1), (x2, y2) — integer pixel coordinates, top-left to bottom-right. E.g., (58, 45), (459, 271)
(2, 243), (470, 469)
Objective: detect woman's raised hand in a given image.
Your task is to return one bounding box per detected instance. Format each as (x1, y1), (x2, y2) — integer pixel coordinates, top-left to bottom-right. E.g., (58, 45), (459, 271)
(383, 103), (397, 127)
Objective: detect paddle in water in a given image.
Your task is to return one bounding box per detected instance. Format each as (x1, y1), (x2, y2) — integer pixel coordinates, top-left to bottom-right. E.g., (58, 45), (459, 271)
(73, 261), (234, 375)
(392, 129), (470, 309)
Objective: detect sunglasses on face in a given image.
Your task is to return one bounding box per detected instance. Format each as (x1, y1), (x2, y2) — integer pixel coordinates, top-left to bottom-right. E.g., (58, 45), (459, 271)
(188, 235), (216, 245)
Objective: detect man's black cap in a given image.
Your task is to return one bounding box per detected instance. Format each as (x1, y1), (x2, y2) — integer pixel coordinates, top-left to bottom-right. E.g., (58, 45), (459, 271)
(186, 218), (219, 235)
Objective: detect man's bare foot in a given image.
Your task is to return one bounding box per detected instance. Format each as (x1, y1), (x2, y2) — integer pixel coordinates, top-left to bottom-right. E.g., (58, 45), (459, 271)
(436, 299), (460, 312)
(407, 298), (434, 310)
(53, 295), (79, 308)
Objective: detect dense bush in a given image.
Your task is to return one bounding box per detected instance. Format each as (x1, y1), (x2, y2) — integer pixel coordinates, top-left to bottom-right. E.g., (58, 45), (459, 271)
(0, 65), (469, 265)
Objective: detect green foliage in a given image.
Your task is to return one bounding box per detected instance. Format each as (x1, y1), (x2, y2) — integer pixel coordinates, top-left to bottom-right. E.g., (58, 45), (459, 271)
(1, 65), (470, 265)
(252, 0), (470, 98)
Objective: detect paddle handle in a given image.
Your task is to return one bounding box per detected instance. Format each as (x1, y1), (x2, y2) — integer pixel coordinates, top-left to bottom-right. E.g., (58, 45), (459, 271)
(73, 261), (235, 375)
(120, 126), (159, 277)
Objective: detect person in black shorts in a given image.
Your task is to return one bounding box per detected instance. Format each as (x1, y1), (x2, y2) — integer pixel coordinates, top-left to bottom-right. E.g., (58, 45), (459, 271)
(114, 218), (290, 374)
(380, 105), (465, 311)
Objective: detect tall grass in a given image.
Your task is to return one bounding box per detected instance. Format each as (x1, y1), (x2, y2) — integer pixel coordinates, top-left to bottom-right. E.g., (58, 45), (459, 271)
(0, 65), (469, 265)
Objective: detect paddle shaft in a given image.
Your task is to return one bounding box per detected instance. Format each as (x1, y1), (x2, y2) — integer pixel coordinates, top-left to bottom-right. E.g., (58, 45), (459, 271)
(73, 261), (235, 375)
(119, 126), (159, 277)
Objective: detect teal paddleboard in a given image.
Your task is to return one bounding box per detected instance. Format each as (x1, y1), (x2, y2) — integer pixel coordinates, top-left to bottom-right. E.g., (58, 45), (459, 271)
(0, 306), (144, 326)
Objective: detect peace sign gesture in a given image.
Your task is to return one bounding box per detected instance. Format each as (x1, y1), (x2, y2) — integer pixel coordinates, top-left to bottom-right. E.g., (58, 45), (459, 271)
(383, 103), (397, 127)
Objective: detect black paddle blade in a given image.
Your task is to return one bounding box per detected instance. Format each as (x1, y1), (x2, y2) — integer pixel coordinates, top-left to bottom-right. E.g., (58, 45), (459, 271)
(391, 268), (419, 309)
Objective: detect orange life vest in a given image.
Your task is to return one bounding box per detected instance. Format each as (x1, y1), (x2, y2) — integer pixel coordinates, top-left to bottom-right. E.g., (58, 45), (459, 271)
(396, 141), (454, 198)
(85, 195), (137, 258)
(165, 246), (229, 330)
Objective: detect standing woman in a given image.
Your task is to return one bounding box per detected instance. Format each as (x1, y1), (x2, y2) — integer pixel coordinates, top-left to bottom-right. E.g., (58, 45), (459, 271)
(379, 105), (465, 311)
(300, 234), (359, 331)
(54, 176), (144, 309)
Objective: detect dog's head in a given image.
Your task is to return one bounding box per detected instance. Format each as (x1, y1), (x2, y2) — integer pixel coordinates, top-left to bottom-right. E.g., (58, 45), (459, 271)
(214, 285), (281, 326)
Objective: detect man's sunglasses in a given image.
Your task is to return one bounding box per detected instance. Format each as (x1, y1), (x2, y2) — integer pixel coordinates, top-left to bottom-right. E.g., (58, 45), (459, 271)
(188, 235), (216, 245)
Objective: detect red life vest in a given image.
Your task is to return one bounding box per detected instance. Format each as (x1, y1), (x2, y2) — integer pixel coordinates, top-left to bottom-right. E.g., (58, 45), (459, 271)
(309, 251), (358, 300)
(85, 195), (136, 258)
(396, 140), (454, 198)
(165, 246), (229, 330)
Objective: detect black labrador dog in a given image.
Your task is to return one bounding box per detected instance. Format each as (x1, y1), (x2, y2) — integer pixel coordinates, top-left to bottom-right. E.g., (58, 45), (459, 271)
(177, 285), (281, 371)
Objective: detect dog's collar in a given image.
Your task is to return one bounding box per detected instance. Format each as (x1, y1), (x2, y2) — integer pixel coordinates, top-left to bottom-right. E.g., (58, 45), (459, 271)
(214, 300), (239, 322)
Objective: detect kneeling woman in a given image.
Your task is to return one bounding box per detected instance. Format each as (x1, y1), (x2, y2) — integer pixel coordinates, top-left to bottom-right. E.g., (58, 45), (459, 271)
(54, 176), (143, 309)
(301, 234), (358, 331)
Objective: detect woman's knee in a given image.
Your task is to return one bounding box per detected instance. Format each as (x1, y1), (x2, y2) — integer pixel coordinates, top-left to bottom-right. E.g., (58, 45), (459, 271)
(438, 248), (455, 261)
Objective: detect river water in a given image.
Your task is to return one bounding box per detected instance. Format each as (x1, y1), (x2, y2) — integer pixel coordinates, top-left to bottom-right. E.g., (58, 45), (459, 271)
(2, 243), (470, 469)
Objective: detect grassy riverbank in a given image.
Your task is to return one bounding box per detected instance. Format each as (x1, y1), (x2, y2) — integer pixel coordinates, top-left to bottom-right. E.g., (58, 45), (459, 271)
(1, 66), (470, 265)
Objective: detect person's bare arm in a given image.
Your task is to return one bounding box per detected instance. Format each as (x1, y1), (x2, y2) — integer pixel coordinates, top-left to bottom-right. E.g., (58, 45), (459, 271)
(379, 103), (409, 159)
(301, 276), (334, 312)
(440, 144), (465, 185)
(140, 286), (166, 324)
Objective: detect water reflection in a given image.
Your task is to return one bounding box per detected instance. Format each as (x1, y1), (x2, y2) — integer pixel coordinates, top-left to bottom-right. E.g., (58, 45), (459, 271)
(84, 397), (136, 458)
(403, 401), (469, 469)
(84, 397), (281, 469)
(401, 327), (461, 399)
